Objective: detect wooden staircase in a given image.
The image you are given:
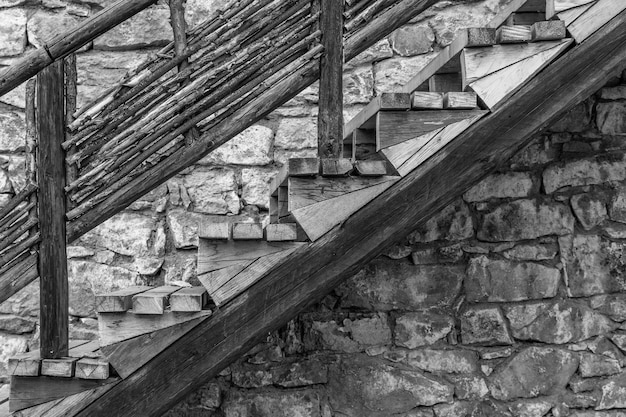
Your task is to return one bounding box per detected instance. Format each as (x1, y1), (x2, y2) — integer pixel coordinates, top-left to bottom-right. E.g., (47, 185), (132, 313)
(4, 0), (626, 415)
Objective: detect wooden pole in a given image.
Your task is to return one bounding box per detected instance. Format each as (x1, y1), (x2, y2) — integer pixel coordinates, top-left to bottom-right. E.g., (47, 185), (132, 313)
(37, 60), (69, 359)
(0, 0), (158, 97)
(318, 0), (344, 158)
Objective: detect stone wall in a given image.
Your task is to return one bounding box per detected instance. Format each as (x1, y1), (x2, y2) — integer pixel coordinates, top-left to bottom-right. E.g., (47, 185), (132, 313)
(161, 73), (626, 416)
(3, 0), (626, 416)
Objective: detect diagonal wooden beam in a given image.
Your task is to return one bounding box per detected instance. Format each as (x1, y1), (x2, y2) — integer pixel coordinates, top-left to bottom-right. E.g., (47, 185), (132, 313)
(74, 9), (626, 417)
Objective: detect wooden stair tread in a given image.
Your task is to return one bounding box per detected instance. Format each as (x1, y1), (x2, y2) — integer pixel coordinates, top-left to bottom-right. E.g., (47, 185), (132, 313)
(132, 285), (180, 315)
(95, 286), (152, 313)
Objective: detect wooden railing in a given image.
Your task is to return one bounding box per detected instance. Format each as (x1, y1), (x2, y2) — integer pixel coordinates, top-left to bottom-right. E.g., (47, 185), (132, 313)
(0, 0), (437, 361)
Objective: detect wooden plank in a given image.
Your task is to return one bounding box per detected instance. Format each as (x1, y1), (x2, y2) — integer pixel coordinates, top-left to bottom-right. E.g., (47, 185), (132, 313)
(288, 158), (320, 177)
(95, 286), (151, 313)
(461, 41), (567, 88)
(318, 0), (344, 158)
(556, 2), (595, 26)
(288, 176), (398, 211)
(269, 195), (279, 223)
(382, 112), (487, 176)
(10, 376), (118, 413)
(566, 0), (626, 42)
(0, 253), (39, 306)
(507, 12), (546, 25)
(132, 286), (180, 315)
(41, 357), (77, 377)
(98, 310), (212, 347)
(211, 244), (305, 306)
(8, 353), (40, 377)
(518, 0), (551, 12)
(497, 25), (532, 43)
(531, 21), (566, 41)
(10, 380), (117, 417)
(197, 222), (230, 240)
(444, 92), (478, 109)
(265, 224), (298, 241)
(376, 110), (485, 150)
(343, 93), (411, 141)
(466, 27), (497, 47)
(555, 0), (595, 13)
(469, 38), (572, 109)
(71, 10), (626, 417)
(354, 160), (388, 176)
(75, 358), (110, 380)
(232, 223), (263, 240)
(198, 262), (252, 297)
(100, 316), (209, 379)
(0, 0), (159, 97)
(169, 287), (208, 312)
(428, 73), (462, 92)
(37, 59), (68, 360)
(198, 238), (293, 267)
(411, 92), (444, 109)
(380, 127), (444, 172)
(293, 179), (399, 241)
(321, 158), (353, 177)
(68, 340), (100, 358)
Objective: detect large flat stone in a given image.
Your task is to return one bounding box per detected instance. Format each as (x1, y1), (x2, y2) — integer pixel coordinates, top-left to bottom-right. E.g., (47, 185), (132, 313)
(463, 172), (535, 202)
(478, 198), (574, 242)
(374, 54), (434, 94)
(0, 111), (25, 152)
(337, 259), (464, 311)
(328, 355), (453, 415)
(274, 117), (317, 151)
(466, 256), (560, 302)
(405, 348), (479, 374)
(308, 313), (391, 353)
(460, 305), (513, 345)
(390, 25), (434, 56)
(200, 125), (274, 166)
(610, 185), (626, 223)
(93, 5), (172, 50)
(0, 8), (26, 56)
(343, 65), (374, 105)
(183, 169), (240, 215)
(347, 39), (393, 67)
(241, 168), (276, 210)
(408, 199), (474, 243)
(166, 209), (205, 249)
(27, 9), (82, 48)
(597, 102), (626, 135)
(489, 347), (578, 401)
(504, 300), (616, 344)
(571, 193), (608, 230)
(222, 389), (322, 417)
(598, 374), (626, 410)
(394, 312), (454, 349)
(543, 156), (626, 194)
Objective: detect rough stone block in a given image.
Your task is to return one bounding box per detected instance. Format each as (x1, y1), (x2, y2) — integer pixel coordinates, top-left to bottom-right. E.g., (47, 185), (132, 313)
(504, 300), (616, 344)
(598, 102), (626, 135)
(578, 352), (621, 378)
(610, 185), (626, 223)
(501, 242), (558, 261)
(222, 390), (322, 417)
(478, 198), (574, 241)
(548, 101), (591, 133)
(93, 5), (172, 50)
(389, 25), (434, 56)
(241, 168), (275, 210)
(343, 65), (374, 105)
(394, 312), (454, 349)
(200, 125), (273, 166)
(0, 333), (28, 378)
(347, 39), (393, 67)
(0, 111), (25, 152)
(183, 168), (240, 215)
(598, 374), (626, 410)
(328, 355), (453, 414)
(489, 347), (578, 401)
(571, 193), (608, 230)
(374, 54), (434, 94)
(405, 348), (479, 374)
(408, 199), (473, 243)
(27, 9), (82, 48)
(271, 358), (328, 388)
(460, 306), (513, 345)
(166, 209), (206, 249)
(0, 9), (26, 56)
(544, 156), (626, 194)
(600, 86), (626, 100)
(447, 374), (489, 400)
(337, 259), (464, 311)
(590, 294), (626, 321)
(274, 117), (317, 151)
(463, 172), (534, 202)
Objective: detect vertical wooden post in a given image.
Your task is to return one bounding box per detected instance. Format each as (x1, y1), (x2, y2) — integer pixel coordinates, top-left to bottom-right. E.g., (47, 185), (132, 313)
(318, 0), (344, 159)
(37, 60), (69, 359)
(64, 54), (78, 210)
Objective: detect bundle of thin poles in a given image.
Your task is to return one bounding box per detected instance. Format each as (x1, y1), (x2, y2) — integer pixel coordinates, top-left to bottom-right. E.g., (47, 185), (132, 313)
(63, 0), (406, 225)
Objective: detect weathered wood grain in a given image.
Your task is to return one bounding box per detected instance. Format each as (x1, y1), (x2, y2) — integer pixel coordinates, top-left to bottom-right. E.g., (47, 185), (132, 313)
(321, 158), (353, 177)
(10, 376), (118, 413)
(556, 3), (594, 25)
(37, 60), (68, 360)
(318, 0), (344, 158)
(461, 41), (565, 87)
(293, 178), (398, 241)
(75, 358), (110, 380)
(376, 110), (485, 150)
(555, 0), (595, 13)
(197, 222), (231, 240)
(354, 160), (388, 176)
(531, 21), (566, 41)
(507, 12), (545, 25)
(232, 223), (264, 240)
(411, 92), (444, 109)
(132, 286), (180, 315)
(41, 357), (78, 377)
(466, 27), (497, 47)
(469, 39), (572, 109)
(8, 353), (41, 377)
(566, 0), (626, 42)
(428, 73), (462, 92)
(343, 93), (410, 141)
(497, 25), (532, 43)
(169, 287), (209, 312)
(98, 310), (212, 347)
(95, 286), (151, 313)
(265, 224), (299, 241)
(443, 92), (477, 109)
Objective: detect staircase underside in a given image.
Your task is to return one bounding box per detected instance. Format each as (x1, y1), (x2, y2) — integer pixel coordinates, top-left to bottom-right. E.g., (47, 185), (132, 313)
(70, 8), (626, 417)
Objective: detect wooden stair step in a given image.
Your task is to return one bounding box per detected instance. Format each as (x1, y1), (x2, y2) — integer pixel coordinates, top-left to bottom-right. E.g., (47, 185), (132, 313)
(198, 239), (304, 306)
(497, 25), (532, 43)
(232, 222), (264, 240)
(443, 92), (478, 109)
(169, 286), (209, 312)
(41, 357), (78, 378)
(342, 93), (410, 142)
(321, 158), (353, 177)
(8, 339), (98, 378)
(270, 157), (320, 197)
(531, 20), (566, 41)
(560, 0), (625, 43)
(132, 285), (180, 315)
(197, 221), (230, 239)
(265, 223), (298, 241)
(411, 92), (444, 109)
(75, 358), (110, 380)
(95, 286), (151, 313)
(466, 27), (497, 47)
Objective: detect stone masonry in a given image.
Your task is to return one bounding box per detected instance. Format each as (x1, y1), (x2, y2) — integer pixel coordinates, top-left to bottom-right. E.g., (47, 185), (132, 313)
(1, 0), (626, 415)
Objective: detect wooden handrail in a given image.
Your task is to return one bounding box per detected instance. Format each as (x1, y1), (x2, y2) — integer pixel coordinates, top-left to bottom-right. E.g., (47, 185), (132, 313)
(0, 0), (158, 96)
